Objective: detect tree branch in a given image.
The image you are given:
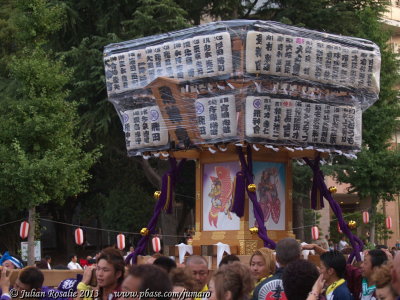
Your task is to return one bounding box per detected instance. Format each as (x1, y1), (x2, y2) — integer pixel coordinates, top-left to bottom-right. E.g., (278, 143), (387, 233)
(138, 158), (162, 188)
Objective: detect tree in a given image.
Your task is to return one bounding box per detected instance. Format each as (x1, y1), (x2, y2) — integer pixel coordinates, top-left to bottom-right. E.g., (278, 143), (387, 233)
(0, 0), (98, 263)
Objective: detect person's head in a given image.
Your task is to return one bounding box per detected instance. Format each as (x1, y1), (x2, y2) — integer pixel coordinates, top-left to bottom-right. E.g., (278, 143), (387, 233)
(282, 260), (320, 300)
(120, 264), (172, 300)
(275, 238), (301, 267)
(69, 254), (77, 263)
(86, 256), (93, 260)
(0, 252), (24, 269)
(35, 260), (49, 270)
(212, 262), (253, 300)
(129, 246), (134, 252)
(153, 256), (177, 273)
(361, 249), (388, 280)
(371, 262), (397, 300)
(14, 267), (44, 292)
(185, 255), (209, 291)
(341, 236), (346, 241)
(44, 255), (51, 263)
(96, 247), (125, 289)
(319, 251), (346, 284)
(249, 248), (276, 281)
(391, 252), (400, 295)
(219, 255), (240, 268)
(169, 267), (196, 300)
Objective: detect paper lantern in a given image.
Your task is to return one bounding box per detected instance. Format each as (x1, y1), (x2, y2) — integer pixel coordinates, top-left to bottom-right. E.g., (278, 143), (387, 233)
(337, 222), (342, 233)
(362, 211), (369, 224)
(20, 221), (29, 240)
(117, 234), (125, 250)
(152, 236), (161, 253)
(311, 226), (319, 240)
(386, 216), (392, 229)
(74, 228), (84, 245)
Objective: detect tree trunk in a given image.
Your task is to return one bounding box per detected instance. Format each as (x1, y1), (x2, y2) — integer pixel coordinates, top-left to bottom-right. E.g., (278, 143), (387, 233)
(27, 207), (36, 266)
(370, 197), (377, 245)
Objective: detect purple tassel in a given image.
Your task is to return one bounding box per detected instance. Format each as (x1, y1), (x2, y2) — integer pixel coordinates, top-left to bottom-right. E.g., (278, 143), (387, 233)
(304, 157), (363, 262)
(231, 171), (246, 218)
(125, 158), (186, 265)
(237, 146), (276, 249)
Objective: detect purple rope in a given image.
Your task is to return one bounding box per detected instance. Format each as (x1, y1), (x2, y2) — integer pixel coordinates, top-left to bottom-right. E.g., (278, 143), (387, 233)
(237, 146), (276, 249)
(125, 157), (186, 264)
(304, 157), (363, 262)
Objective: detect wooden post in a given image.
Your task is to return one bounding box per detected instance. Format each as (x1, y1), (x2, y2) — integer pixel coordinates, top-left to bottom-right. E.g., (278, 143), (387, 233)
(28, 207), (36, 266)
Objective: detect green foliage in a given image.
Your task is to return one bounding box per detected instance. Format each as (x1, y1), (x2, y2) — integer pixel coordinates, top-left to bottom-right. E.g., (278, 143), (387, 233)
(122, 0), (189, 38)
(0, 0), (98, 210)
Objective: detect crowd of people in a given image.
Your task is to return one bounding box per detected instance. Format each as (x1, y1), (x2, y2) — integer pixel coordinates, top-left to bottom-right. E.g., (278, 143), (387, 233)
(0, 238), (399, 300)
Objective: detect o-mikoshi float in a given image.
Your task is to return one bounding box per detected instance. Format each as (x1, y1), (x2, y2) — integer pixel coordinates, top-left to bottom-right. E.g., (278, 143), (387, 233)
(103, 20), (381, 263)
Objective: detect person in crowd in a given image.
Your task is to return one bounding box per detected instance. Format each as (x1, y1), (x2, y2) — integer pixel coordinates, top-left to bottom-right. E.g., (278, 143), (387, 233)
(319, 250), (353, 299)
(219, 255), (240, 267)
(211, 261), (253, 300)
(169, 268), (196, 299)
(282, 259), (320, 300)
(45, 256), (52, 270)
(391, 252), (400, 299)
(360, 249), (389, 300)
(185, 255), (209, 295)
(118, 264), (172, 300)
(35, 259), (49, 270)
(123, 247), (134, 260)
(371, 262), (397, 300)
(78, 247), (124, 300)
(329, 240), (335, 251)
(0, 252), (23, 269)
(338, 236), (349, 251)
(67, 255), (82, 270)
(249, 248), (276, 287)
(252, 238), (301, 300)
(317, 235), (330, 251)
(0, 266), (67, 300)
(153, 256), (177, 273)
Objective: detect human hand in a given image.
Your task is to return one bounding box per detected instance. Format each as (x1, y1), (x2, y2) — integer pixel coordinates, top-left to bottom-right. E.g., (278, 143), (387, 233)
(82, 265), (95, 285)
(0, 267), (11, 293)
(302, 244), (315, 251)
(311, 274), (326, 295)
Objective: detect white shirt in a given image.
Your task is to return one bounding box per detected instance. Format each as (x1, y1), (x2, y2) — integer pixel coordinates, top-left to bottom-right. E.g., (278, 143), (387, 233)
(67, 261), (83, 270)
(338, 240), (348, 251)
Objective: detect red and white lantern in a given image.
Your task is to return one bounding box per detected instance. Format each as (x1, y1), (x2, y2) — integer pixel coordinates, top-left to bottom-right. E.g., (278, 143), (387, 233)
(386, 216), (392, 229)
(311, 226), (319, 240)
(74, 228), (84, 245)
(152, 236), (161, 253)
(362, 211), (369, 224)
(337, 222), (342, 233)
(117, 233), (125, 250)
(20, 221), (29, 239)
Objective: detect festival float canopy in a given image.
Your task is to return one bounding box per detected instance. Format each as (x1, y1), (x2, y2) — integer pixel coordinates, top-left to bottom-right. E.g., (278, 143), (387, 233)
(103, 20), (381, 263)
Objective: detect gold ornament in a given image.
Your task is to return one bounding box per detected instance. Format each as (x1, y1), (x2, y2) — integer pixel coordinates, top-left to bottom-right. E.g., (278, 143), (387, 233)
(154, 191), (161, 200)
(247, 184), (257, 193)
(348, 220), (357, 229)
(249, 227), (259, 234)
(328, 186), (337, 194)
(140, 228), (149, 236)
